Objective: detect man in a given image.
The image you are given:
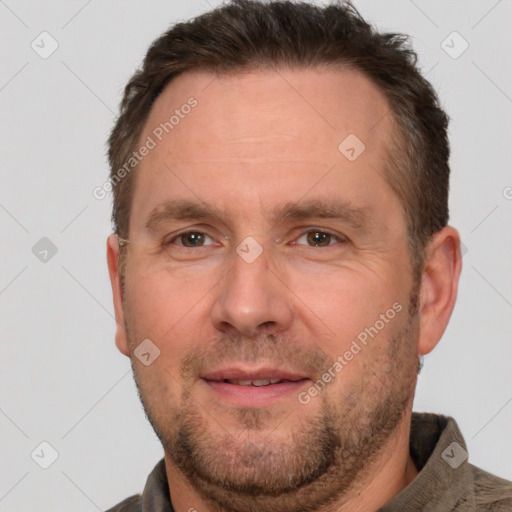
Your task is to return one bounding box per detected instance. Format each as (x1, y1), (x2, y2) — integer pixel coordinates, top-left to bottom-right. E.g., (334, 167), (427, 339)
(105, 1), (512, 510)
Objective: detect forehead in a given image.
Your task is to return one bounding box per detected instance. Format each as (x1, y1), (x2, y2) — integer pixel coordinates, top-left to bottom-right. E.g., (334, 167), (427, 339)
(131, 66), (400, 231)
(145, 66), (392, 160)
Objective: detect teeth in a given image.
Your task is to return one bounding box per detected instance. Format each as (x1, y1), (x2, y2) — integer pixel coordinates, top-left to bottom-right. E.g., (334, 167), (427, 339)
(226, 378), (283, 386)
(237, 379), (253, 386)
(253, 379), (271, 387)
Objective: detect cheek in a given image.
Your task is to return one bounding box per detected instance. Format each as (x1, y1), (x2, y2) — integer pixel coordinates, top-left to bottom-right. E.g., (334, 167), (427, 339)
(123, 268), (216, 356)
(286, 266), (406, 356)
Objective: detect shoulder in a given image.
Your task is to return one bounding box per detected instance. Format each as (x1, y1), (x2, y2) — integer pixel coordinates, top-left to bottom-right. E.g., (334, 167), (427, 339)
(104, 494), (142, 512)
(470, 464), (512, 511)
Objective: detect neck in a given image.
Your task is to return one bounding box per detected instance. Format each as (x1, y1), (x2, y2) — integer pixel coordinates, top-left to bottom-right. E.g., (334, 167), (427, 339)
(164, 409), (418, 512)
(324, 411), (419, 512)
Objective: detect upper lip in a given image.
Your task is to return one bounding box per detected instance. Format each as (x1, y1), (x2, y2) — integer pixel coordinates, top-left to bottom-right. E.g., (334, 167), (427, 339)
(201, 366), (308, 382)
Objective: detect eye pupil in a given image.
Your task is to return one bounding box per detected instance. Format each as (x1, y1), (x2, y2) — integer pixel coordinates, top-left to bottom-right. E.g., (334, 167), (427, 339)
(307, 231), (331, 246)
(181, 232), (205, 247)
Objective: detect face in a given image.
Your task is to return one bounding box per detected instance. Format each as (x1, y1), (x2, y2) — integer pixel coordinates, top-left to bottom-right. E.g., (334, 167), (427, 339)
(111, 67), (422, 511)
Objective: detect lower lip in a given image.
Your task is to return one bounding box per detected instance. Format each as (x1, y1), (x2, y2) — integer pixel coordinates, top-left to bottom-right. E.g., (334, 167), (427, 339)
(202, 379), (309, 407)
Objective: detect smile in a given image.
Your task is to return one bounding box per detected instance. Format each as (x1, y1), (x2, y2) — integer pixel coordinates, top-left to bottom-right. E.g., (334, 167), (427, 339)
(223, 378), (303, 386)
(200, 367), (310, 407)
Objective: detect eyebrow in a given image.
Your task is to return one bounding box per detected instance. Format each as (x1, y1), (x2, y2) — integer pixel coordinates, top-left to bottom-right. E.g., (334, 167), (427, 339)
(144, 199), (221, 231)
(144, 198), (373, 233)
(273, 199), (373, 232)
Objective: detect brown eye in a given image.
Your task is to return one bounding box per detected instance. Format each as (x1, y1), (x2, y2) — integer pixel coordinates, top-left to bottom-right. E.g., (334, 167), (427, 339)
(305, 231), (332, 247)
(179, 232), (207, 247)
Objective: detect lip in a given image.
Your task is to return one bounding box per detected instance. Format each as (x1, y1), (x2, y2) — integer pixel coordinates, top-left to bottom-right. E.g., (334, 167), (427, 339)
(201, 365), (310, 407)
(202, 366), (307, 382)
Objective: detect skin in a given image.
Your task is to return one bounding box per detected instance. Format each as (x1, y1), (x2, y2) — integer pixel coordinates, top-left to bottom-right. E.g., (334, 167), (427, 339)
(107, 67), (462, 512)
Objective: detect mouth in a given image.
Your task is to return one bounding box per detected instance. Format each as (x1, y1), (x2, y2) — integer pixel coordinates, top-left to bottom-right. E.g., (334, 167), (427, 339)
(222, 378), (302, 386)
(201, 367), (310, 406)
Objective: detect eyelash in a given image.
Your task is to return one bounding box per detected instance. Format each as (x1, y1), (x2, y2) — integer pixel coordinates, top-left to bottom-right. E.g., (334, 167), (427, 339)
(162, 231), (215, 247)
(293, 230), (347, 247)
(163, 229), (348, 248)
(172, 232), (216, 247)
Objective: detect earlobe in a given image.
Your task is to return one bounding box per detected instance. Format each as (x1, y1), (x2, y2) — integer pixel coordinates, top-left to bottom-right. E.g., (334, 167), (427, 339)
(106, 234), (130, 357)
(417, 226), (462, 356)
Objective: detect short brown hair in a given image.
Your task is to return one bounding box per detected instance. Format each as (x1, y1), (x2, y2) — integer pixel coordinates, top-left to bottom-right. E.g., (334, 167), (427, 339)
(108, 0), (450, 275)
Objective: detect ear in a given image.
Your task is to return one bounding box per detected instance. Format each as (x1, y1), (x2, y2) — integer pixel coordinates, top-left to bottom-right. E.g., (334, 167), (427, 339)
(107, 234), (130, 357)
(417, 226), (462, 356)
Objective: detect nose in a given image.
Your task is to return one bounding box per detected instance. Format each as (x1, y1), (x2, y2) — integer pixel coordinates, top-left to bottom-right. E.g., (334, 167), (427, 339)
(210, 245), (294, 337)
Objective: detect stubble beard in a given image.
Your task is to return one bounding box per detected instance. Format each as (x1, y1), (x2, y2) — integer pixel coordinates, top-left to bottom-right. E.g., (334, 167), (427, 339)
(128, 298), (419, 512)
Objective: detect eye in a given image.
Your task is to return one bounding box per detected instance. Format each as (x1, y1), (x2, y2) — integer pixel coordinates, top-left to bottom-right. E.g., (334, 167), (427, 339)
(295, 230), (344, 247)
(170, 231), (215, 247)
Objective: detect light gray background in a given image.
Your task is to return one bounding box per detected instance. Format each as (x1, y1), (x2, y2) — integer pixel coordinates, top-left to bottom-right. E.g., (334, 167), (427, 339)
(1, 0), (511, 510)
